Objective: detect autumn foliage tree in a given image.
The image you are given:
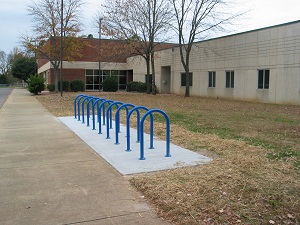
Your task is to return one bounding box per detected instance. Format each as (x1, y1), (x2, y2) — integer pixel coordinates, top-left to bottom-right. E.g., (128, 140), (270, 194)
(23, 0), (85, 91)
(0, 51), (11, 77)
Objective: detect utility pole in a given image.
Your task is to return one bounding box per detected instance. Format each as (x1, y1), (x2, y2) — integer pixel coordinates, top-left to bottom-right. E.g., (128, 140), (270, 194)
(60, 0), (63, 97)
(31, 39), (37, 75)
(98, 17), (103, 92)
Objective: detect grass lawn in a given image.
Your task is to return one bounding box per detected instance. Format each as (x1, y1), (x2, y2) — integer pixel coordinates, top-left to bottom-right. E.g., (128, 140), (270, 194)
(35, 91), (300, 224)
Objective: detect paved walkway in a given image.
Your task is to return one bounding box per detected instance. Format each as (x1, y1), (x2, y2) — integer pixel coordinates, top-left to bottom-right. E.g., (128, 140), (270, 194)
(0, 88), (171, 225)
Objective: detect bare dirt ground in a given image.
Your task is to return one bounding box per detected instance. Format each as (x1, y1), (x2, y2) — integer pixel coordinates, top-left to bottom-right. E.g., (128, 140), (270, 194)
(35, 91), (300, 225)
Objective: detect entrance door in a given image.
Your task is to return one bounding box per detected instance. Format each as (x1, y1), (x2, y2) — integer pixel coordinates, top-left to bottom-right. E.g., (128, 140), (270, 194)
(161, 66), (171, 94)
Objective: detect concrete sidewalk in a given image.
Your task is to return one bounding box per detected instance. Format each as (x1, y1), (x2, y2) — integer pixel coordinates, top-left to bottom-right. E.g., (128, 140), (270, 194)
(0, 88), (171, 225)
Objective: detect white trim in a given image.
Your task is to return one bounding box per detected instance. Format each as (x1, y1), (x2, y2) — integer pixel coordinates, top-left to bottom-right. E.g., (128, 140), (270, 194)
(38, 62), (51, 74)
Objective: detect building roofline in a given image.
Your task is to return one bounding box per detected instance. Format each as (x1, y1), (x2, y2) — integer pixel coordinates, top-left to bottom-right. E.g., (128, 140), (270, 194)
(194, 20), (300, 44)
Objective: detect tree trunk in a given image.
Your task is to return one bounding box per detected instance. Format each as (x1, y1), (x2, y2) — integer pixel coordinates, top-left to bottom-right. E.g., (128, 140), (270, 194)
(184, 47), (191, 97)
(54, 66), (58, 92)
(151, 52), (156, 95)
(146, 55), (151, 94)
(185, 67), (190, 97)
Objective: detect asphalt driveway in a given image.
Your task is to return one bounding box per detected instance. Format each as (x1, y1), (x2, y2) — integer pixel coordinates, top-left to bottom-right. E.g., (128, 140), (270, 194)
(0, 87), (13, 109)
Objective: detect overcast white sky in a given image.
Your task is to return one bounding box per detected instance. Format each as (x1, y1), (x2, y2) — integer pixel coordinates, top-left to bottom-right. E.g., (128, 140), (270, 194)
(0, 0), (299, 53)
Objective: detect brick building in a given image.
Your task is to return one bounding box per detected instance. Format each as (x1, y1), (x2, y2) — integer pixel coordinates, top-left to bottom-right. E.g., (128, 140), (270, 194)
(37, 38), (176, 91)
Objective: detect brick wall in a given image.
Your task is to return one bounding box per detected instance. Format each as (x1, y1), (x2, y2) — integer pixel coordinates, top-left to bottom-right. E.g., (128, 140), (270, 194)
(49, 68), (85, 84)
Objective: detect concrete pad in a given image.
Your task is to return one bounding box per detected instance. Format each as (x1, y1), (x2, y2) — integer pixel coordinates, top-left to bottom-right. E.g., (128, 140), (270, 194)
(59, 116), (212, 175)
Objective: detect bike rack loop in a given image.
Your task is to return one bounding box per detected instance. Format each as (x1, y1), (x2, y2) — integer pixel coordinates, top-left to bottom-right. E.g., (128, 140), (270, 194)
(92, 98), (106, 130)
(114, 103), (135, 145)
(86, 97), (99, 127)
(77, 95), (89, 121)
(105, 102), (124, 139)
(125, 106), (154, 152)
(97, 100), (114, 134)
(139, 109), (171, 160)
(74, 94), (86, 119)
(81, 96), (94, 124)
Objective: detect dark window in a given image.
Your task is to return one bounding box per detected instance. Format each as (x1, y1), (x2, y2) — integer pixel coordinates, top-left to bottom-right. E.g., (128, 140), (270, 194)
(208, 71), (216, 87)
(258, 69), (270, 89)
(181, 73), (193, 86)
(103, 70), (110, 75)
(145, 74), (153, 84)
(86, 69), (93, 75)
(111, 70), (118, 75)
(225, 71), (234, 88)
(85, 69), (129, 91)
(119, 70), (127, 75)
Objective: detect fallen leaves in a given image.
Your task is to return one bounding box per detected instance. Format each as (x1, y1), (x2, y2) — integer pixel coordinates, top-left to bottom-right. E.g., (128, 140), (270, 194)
(35, 92), (300, 225)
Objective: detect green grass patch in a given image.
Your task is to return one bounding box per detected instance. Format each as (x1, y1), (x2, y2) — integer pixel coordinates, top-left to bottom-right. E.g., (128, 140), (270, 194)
(168, 111), (300, 169)
(267, 148), (300, 170)
(274, 117), (298, 124)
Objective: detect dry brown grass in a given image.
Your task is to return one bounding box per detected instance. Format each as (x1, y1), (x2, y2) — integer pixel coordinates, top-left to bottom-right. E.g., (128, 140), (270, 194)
(35, 91), (300, 224)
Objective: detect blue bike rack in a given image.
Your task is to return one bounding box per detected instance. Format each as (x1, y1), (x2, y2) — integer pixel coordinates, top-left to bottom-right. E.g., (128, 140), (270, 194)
(81, 96), (93, 124)
(74, 94), (86, 119)
(73, 95), (172, 160)
(97, 100), (114, 134)
(126, 106), (154, 152)
(139, 109), (171, 160)
(115, 103), (135, 144)
(77, 95), (88, 121)
(92, 98), (106, 130)
(105, 102), (124, 139)
(86, 97), (99, 127)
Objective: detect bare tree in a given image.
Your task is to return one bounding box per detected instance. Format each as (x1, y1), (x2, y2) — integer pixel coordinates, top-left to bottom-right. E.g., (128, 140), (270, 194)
(170, 0), (240, 97)
(102, 0), (173, 94)
(0, 51), (11, 76)
(0, 48), (29, 84)
(0, 48), (23, 77)
(23, 0), (85, 91)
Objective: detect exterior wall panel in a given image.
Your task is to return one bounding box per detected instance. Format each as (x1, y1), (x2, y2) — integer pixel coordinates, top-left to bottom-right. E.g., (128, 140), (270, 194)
(128, 21), (300, 105)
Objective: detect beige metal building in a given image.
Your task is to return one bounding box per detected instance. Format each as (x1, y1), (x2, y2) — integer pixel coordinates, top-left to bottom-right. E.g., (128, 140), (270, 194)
(128, 20), (300, 105)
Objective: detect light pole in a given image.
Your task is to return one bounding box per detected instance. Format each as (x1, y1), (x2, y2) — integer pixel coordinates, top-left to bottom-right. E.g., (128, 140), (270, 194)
(60, 0), (63, 97)
(30, 39), (37, 75)
(98, 17), (103, 92)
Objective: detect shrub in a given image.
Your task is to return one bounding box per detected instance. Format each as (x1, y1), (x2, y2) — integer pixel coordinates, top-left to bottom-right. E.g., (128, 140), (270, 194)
(47, 84), (55, 92)
(70, 80), (85, 92)
(126, 81), (140, 92)
(58, 80), (69, 92)
(0, 75), (8, 84)
(103, 76), (118, 92)
(27, 74), (45, 95)
(136, 82), (147, 92)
